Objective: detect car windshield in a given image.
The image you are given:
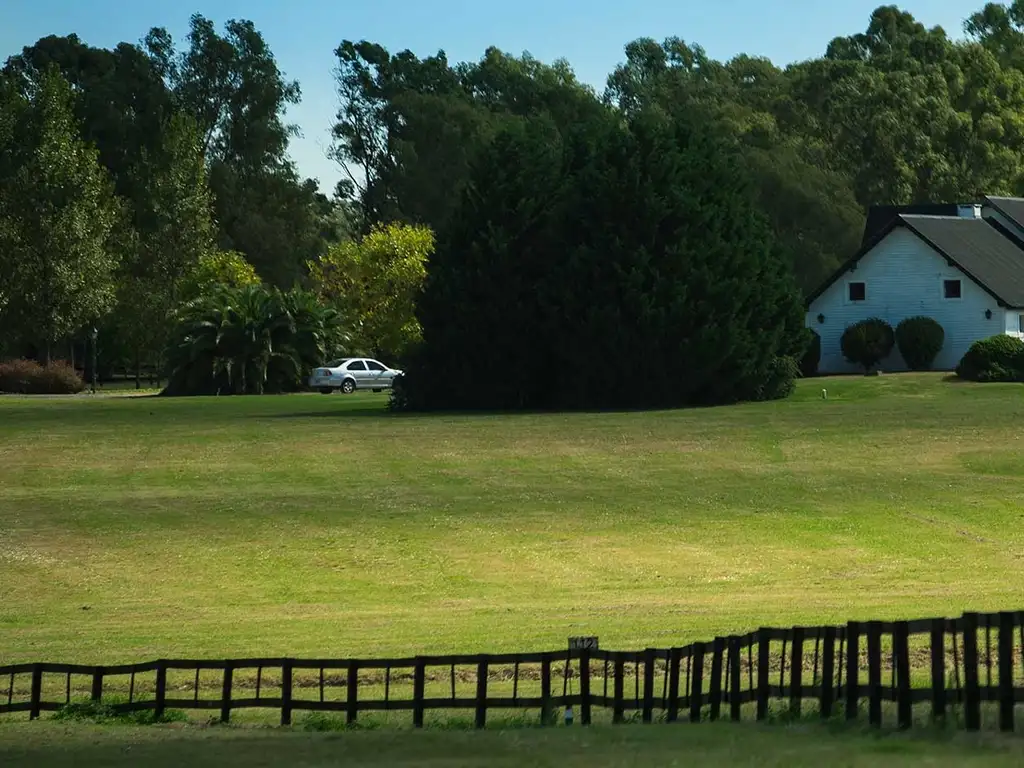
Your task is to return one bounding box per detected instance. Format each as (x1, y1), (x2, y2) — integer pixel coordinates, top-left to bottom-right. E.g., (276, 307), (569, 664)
(325, 359), (350, 368)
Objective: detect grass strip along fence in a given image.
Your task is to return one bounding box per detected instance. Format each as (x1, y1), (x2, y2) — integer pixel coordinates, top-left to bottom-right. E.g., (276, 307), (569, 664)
(3, 610), (1024, 731)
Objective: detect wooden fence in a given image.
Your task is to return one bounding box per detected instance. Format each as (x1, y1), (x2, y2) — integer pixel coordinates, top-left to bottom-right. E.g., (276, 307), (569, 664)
(3, 610), (1023, 731)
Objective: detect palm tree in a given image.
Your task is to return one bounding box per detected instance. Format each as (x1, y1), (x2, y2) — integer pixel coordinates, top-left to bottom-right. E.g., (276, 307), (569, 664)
(162, 283), (349, 396)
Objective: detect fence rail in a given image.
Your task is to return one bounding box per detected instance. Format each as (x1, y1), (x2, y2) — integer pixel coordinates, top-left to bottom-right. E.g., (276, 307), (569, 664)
(3, 610), (1023, 731)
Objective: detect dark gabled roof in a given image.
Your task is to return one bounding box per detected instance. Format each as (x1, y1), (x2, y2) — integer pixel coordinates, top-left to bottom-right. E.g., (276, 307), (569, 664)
(808, 214), (1024, 308)
(901, 215), (1024, 307)
(984, 196), (1024, 233)
(861, 203), (960, 247)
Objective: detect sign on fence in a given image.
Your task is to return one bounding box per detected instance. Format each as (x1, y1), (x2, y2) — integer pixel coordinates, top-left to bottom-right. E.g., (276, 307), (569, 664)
(568, 636), (598, 651)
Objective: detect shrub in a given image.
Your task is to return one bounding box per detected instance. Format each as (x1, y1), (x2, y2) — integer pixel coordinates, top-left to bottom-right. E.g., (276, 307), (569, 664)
(0, 358), (38, 393)
(799, 329), (820, 377)
(36, 360), (86, 394)
(0, 359), (84, 394)
(955, 334), (1024, 382)
(895, 316), (945, 371)
(840, 318), (895, 371)
(756, 355), (800, 401)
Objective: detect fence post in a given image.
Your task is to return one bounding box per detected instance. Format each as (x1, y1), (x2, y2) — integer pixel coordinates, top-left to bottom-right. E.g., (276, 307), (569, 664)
(708, 637), (724, 721)
(612, 654), (625, 724)
(541, 654), (552, 725)
(641, 648), (656, 723)
(28, 664), (42, 721)
(346, 661), (359, 725)
(756, 629), (770, 721)
(845, 621), (860, 721)
(579, 648), (592, 726)
(91, 666), (104, 703)
(474, 656), (488, 729)
(790, 627), (804, 718)
(413, 658), (426, 729)
(729, 636), (742, 722)
(280, 661), (293, 726)
(667, 648), (681, 723)
(867, 621), (882, 727)
(821, 627), (836, 719)
(690, 642), (705, 723)
(998, 612), (1014, 733)
(154, 661), (167, 721)
(930, 618), (946, 722)
(962, 612), (981, 731)
(894, 621), (911, 730)
(220, 663), (234, 723)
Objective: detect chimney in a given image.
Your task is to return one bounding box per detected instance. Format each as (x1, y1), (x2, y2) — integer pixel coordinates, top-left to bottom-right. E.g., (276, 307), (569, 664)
(957, 203), (982, 219)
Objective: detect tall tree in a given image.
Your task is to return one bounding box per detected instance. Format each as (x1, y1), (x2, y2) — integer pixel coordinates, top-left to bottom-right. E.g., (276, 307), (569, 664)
(331, 42), (603, 234)
(399, 107), (805, 411)
(605, 36), (864, 293)
(114, 111), (216, 384)
(3, 34), (174, 202)
(144, 15), (329, 287)
(308, 222), (433, 361)
(791, 5), (1024, 206)
(0, 67), (121, 361)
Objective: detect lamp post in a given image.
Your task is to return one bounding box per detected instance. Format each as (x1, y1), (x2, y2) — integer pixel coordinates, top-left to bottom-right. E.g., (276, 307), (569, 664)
(89, 326), (98, 394)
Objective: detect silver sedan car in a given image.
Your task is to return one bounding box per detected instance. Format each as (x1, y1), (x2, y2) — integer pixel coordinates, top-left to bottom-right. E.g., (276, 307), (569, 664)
(308, 358), (403, 394)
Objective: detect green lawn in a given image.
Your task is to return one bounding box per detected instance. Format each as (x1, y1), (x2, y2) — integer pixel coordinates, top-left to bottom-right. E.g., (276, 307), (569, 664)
(2, 721), (1023, 767)
(1, 373), (1023, 666)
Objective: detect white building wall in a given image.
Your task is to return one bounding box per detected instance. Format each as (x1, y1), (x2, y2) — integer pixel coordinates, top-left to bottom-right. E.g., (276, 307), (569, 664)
(807, 227), (1004, 373)
(1006, 310), (1024, 338)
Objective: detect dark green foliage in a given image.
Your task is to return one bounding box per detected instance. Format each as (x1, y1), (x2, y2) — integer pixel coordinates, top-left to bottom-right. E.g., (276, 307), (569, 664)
(397, 107), (805, 411)
(0, 359), (84, 394)
(895, 316), (945, 371)
(800, 329), (821, 377)
(955, 334), (1024, 382)
(757, 356), (800, 400)
(840, 318), (895, 371)
(162, 284), (348, 396)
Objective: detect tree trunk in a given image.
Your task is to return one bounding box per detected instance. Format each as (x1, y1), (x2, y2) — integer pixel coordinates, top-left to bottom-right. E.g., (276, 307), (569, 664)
(134, 346), (141, 390)
(69, 339), (75, 370)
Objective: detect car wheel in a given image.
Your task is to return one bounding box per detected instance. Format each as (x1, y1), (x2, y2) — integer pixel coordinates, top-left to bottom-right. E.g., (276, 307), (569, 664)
(341, 379), (356, 395)
(318, 387), (333, 395)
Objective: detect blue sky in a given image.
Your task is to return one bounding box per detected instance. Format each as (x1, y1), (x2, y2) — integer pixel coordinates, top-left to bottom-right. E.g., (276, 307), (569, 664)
(3, 0), (974, 194)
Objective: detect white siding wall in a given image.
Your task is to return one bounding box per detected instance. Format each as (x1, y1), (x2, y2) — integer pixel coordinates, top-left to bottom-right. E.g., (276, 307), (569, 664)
(1006, 310), (1024, 338)
(807, 227), (1003, 373)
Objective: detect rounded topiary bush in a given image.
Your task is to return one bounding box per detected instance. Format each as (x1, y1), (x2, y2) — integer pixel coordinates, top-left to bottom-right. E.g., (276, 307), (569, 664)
(955, 334), (1024, 382)
(800, 329), (820, 378)
(840, 318), (895, 372)
(895, 316), (945, 371)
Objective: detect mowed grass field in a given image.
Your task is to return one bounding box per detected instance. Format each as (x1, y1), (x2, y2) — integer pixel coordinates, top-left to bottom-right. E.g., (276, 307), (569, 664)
(1, 374), (1024, 665)
(4, 721), (1024, 767)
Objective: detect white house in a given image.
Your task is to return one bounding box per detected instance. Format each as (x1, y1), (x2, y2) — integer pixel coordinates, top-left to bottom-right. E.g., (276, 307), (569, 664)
(807, 195), (1024, 374)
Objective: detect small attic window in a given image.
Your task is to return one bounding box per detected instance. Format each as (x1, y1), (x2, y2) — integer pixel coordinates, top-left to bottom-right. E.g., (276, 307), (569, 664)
(944, 279), (962, 299)
(848, 282), (866, 302)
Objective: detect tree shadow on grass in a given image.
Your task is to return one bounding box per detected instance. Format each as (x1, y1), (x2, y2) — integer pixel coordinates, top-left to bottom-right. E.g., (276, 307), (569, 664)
(261, 400), (733, 421)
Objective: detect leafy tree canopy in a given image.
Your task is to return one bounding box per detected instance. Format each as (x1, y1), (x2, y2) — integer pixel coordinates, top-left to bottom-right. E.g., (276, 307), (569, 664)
(308, 222), (432, 362)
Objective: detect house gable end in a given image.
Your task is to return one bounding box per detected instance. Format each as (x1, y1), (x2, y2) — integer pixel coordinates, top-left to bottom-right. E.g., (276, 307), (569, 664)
(806, 217), (904, 306)
(808, 227), (1004, 373)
